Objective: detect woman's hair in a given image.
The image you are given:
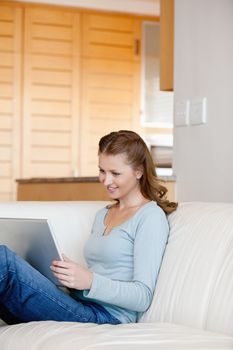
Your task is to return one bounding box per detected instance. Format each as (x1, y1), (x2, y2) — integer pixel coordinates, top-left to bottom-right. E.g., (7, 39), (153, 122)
(98, 130), (177, 215)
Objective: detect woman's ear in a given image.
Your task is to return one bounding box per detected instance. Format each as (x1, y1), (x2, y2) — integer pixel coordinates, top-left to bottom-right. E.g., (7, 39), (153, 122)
(135, 169), (143, 180)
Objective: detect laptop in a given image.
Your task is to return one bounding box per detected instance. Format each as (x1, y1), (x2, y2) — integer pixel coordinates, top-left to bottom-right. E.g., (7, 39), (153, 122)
(0, 218), (63, 285)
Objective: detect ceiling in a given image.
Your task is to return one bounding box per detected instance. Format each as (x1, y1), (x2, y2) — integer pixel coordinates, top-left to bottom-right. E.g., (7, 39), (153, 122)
(14, 0), (160, 15)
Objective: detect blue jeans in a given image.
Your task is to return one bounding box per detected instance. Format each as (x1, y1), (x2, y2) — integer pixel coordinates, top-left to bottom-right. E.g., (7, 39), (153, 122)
(0, 245), (120, 325)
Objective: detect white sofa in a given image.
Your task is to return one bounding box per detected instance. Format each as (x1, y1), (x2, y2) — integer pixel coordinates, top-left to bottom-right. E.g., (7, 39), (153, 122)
(0, 201), (233, 349)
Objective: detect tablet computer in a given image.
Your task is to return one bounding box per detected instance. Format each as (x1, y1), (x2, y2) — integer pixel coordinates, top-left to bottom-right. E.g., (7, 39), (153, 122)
(0, 218), (63, 285)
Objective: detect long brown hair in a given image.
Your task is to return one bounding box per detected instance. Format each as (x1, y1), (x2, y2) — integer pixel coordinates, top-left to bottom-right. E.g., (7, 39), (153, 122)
(98, 130), (177, 214)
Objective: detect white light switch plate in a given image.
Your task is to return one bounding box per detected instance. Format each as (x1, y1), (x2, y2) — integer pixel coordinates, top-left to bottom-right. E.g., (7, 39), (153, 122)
(174, 100), (190, 126)
(190, 97), (207, 125)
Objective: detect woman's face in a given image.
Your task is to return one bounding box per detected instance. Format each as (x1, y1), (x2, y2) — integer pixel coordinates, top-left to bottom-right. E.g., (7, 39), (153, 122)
(98, 152), (142, 201)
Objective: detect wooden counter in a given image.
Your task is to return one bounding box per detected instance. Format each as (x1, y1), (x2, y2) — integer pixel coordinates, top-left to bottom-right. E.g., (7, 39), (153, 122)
(16, 177), (176, 201)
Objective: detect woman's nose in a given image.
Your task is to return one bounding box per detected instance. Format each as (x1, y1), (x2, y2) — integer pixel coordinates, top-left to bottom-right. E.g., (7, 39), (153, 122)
(102, 173), (112, 186)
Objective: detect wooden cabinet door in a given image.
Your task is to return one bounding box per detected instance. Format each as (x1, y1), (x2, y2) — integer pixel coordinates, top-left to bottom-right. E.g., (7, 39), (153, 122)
(160, 0), (174, 91)
(22, 7), (80, 178)
(0, 5), (22, 200)
(80, 12), (141, 175)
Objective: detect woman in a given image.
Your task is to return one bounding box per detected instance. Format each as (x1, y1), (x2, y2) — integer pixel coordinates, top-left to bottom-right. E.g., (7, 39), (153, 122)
(0, 130), (177, 325)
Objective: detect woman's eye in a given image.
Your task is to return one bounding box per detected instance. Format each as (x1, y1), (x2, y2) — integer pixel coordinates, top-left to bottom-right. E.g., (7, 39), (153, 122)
(112, 172), (120, 176)
(99, 169), (105, 174)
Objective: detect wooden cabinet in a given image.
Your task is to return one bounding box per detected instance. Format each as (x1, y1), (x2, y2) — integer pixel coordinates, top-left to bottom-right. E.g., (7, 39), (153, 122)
(0, 2), (157, 200)
(0, 5), (22, 200)
(160, 0), (174, 91)
(80, 12), (142, 175)
(23, 7), (81, 178)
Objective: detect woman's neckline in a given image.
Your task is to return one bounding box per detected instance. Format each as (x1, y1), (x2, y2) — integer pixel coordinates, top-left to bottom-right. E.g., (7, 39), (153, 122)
(102, 200), (153, 236)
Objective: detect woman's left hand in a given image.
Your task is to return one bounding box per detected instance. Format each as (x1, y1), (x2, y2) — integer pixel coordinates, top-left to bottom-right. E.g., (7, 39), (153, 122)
(50, 254), (93, 290)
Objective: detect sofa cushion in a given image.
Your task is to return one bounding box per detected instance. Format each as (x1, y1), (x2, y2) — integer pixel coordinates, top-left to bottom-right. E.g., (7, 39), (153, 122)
(0, 321), (232, 350)
(140, 202), (233, 336)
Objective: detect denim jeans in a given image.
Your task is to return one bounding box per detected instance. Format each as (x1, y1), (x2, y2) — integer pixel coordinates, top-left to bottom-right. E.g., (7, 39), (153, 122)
(0, 245), (120, 325)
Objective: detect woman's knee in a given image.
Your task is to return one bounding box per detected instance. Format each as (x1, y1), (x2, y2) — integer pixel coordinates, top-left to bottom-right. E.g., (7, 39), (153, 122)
(0, 245), (15, 267)
(0, 244), (12, 257)
(0, 244), (8, 256)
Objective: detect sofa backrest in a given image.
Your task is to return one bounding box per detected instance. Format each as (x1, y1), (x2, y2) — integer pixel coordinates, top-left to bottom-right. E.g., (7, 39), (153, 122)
(0, 201), (107, 266)
(140, 202), (233, 336)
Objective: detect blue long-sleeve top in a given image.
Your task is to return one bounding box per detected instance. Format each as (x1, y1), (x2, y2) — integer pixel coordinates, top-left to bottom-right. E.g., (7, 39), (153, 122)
(71, 201), (169, 323)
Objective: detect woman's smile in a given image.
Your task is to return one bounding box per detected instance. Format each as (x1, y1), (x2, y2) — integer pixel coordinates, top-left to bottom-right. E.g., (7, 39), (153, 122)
(107, 185), (118, 194)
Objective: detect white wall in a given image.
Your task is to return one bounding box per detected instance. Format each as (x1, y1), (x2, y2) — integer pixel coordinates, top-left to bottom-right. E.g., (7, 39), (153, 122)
(173, 0), (233, 202)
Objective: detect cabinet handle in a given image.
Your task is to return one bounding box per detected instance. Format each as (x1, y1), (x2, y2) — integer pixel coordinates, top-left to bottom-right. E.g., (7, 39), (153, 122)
(134, 39), (140, 56)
